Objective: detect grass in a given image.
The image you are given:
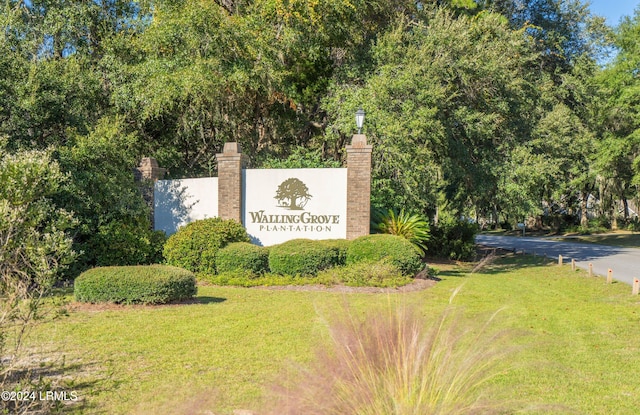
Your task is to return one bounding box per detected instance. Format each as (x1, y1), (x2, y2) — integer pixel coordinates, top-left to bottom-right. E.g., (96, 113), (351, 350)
(552, 231), (640, 248)
(20, 254), (640, 414)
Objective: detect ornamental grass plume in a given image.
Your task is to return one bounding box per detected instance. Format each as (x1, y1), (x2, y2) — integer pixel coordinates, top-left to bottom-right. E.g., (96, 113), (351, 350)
(265, 292), (517, 415)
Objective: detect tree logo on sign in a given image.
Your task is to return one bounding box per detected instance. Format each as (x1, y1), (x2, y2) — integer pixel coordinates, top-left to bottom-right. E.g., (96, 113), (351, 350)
(275, 178), (312, 210)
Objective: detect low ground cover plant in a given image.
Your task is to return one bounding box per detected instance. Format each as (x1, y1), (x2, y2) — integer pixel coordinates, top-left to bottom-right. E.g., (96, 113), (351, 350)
(74, 265), (196, 304)
(163, 217), (249, 274)
(317, 259), (411, 287)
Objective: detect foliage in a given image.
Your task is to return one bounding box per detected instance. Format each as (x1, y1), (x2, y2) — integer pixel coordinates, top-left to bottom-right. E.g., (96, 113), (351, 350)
(259, 147), (342, 168)
(627, 218), (640, 232)
(215, 242), (270, 276)
(346, 234), (423, 276)
(54, 119), (164, 274)
(0, 148), (75, 407)
(206, 271), (326, 287)
(316, 259), (411, 288)
(323, 9), (542, 215)
(74, 265), (196, 305)
(487, 0), (607, 72)
(427, 218), (479, 261)
(163, 217), (250, 274)
(371, 208), (430, 253)
(594, 9), (640, 227)
(0, 0), (627, 242)
(319, 239), (350, 266)
(268, 239), (340, 277)
(266, 302), (513, 414)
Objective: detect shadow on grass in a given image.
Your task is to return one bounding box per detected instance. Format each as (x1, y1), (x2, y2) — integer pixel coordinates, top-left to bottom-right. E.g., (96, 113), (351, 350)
(431, 253), (555, 279)
(478, 254), (554, 275)
(3, 360), (113, 415)
(195, 296), (227, 305)
(437, 269), (468, 278)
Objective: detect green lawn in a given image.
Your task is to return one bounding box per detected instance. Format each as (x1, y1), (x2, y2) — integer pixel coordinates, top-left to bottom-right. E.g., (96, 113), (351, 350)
(553, 231), (640, 248)
(26, 256), (640, 414)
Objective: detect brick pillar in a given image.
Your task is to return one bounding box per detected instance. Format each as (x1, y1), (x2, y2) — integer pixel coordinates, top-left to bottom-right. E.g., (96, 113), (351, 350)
(216, 142), (244, 223)
(135, 158), (166, 227)
(136, 157), (167, 181)
(346, 134), (372, 239)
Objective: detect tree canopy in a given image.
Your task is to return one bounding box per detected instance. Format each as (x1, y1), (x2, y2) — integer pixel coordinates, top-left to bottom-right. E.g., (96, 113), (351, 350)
(1, 0), (637, 270)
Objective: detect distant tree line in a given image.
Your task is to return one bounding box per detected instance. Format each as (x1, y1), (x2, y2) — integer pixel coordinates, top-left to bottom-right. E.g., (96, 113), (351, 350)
(2, 0), (640, 271)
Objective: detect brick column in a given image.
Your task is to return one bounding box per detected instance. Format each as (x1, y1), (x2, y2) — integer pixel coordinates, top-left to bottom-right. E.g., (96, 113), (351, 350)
(216, 142), (244, 223)
(136, 157), (167, 181)
(135, 158), (166, 227)
(346, 134), (372, 239)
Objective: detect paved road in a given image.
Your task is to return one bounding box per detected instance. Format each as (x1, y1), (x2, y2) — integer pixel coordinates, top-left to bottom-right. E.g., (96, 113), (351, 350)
(475, 234), (640, 286)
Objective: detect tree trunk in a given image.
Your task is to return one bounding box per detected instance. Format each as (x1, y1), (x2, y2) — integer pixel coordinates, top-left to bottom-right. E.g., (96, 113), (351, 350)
(623, 197), (630, 220)
(580, 193), (589, 227)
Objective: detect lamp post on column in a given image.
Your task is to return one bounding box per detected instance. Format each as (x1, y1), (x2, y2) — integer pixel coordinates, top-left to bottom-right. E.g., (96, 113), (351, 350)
(355, 108), (365, 135)
(346, 107), (372, 239)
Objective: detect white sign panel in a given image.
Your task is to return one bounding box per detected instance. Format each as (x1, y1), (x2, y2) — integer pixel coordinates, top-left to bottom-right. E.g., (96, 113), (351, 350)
(154, 177), (218, 235)
(243, 168), (347, 246)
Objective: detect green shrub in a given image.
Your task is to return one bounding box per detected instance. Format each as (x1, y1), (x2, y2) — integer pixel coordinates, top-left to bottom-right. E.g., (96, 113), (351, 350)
(54, 121), (163, 276)
(269, 239), (340, 277)
(626, 217), (640, 232)
(163, 217), (249, 274)
(346, 234), (423, 276)
(215, 242), (270, 276)
(89, 223), (167, 267)
(319, 239), (350, 266)
(426, 219), (478, 261)
(317, 260), (411, 287)
(74, 265), (196, 305)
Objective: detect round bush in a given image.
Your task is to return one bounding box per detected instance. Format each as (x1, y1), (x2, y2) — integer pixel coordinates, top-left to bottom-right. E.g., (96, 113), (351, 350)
(163, 217), (250, 274)
(74, 265), (197, 305)
(216, 242), (270, 276)
(346, 234), (423, 276)
(269, 239), (340, 277)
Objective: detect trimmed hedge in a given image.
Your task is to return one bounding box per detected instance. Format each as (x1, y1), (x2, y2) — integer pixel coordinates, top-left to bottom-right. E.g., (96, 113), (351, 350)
(216, 242), (270, 276)
(346, 234), (423, 276)
(269, 239), (340, 277)
(163, 217), (250, 274)
(319, 239), (350, 266)
(74, 265), (197, 305)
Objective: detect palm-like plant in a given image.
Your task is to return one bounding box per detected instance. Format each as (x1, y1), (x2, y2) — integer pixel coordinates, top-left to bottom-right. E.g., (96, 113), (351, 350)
(372, 209), (430, 254)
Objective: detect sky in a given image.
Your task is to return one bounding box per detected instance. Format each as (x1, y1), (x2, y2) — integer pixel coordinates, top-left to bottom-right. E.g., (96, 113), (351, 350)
(585, 0), (639, 27)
